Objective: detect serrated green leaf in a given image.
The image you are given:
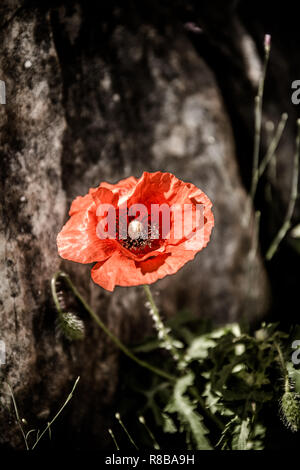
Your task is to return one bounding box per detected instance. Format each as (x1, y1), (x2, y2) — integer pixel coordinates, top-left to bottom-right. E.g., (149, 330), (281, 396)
(186, 336), (216, 361)
(161, 412), (177, 434)
(165, 373), (212, 450)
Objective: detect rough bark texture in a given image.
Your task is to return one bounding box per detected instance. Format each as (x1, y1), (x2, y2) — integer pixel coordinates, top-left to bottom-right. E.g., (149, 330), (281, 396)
(0, 0), (298, 449)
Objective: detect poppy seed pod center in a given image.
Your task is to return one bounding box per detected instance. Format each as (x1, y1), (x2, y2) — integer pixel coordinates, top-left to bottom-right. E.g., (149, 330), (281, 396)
(128, 219), (146, 240)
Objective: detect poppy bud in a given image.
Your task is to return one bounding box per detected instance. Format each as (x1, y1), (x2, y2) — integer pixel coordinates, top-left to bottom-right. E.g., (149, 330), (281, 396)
(57, 312), (85, 341)
(280, 391), (300, 432)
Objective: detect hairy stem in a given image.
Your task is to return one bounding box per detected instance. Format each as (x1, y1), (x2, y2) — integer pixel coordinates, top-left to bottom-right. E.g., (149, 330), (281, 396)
(51, 272), (175, 382)
(143, 284), (181, 363)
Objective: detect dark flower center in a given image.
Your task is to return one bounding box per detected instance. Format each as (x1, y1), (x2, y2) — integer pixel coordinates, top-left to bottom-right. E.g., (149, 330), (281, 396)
(115, 207), (163, 254)
(119, 219), (161, 253)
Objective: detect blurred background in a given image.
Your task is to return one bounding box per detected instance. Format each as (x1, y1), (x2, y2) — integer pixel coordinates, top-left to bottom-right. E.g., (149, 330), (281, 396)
(1, 0), (300, 450)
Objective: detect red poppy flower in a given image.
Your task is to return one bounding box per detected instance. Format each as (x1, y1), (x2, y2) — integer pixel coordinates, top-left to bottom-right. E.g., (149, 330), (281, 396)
(57, 172), (214, 291)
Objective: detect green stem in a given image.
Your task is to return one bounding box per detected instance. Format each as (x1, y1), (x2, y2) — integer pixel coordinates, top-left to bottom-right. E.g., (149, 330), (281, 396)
(274, 342), (290, 393)
(143, 284), (180, 363)
(258, 113), (288, 180)
(115, 412), (138, 450)
(143, 285), (159, 319)
(108, 428), (120, 451)
(7, 384), (29, 450)
(51, 272), (175, 383)
(31, 376), (80, 450)
(51, 273), (64, 320)
(266, 119), (300, 260)
(190, 386), (224, 431)
(250, 39), (270, 202)
(139, 415), (160, 450)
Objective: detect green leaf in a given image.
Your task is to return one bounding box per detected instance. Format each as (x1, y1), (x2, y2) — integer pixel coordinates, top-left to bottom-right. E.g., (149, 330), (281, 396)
(233, 419), (250, 450)
(161, 413), (177, 434)
(165, 373), (212, 450)
(186, 336), (216, 361)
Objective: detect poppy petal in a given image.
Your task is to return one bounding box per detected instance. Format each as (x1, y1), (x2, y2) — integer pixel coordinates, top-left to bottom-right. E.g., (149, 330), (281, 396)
(69, 192), (95, 216)
(91, 248), (198, 290)
(99, 175), (138, 195)
(57, 210), (116, 263)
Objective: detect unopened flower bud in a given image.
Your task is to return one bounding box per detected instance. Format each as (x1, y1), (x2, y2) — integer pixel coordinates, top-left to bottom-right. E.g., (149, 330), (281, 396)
(280, 391), (300, 432)
(264, 34), (271, 52)
(58, 312), (85, 341)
